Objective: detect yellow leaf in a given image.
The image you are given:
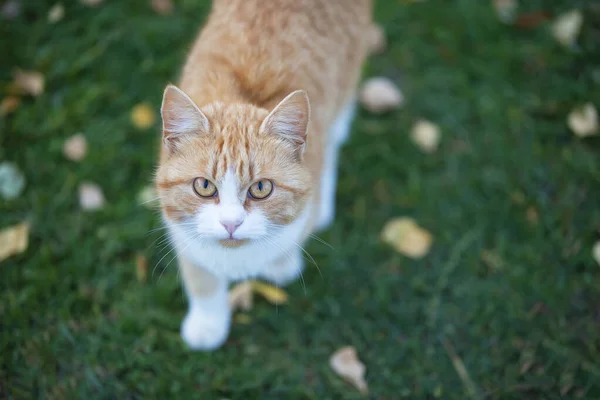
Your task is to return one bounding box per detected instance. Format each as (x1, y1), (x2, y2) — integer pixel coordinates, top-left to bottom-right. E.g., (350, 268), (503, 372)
(131, 103), (156, 129)
(0, 96), (21, 116)
(250, 281), (288, 304)
(233, 314), (252, 324)
(135, 253), (148, 282)
(0, 222), (29, 262)
(329, 346), (368, 394)
(63, 134), (88, 162)
(229, 282), (253, 311)
(381, 217), (433, 259)
(14, 69), (44, 97)
(567, 103), (598, 138)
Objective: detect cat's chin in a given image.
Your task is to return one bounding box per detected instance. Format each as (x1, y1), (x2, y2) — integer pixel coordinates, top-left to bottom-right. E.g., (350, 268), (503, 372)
(217, 238), (250, 248)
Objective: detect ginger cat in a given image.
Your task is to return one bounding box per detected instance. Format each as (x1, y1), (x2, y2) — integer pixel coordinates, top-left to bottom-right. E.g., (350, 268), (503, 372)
(156, 0), (373, 350)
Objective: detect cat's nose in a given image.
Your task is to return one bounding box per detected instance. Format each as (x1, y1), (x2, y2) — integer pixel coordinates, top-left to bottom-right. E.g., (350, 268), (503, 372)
(221, 221), (242, 236)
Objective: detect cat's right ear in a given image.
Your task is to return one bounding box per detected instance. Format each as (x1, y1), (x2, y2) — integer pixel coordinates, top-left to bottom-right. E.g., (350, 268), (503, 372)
(160, 84), (209, 151)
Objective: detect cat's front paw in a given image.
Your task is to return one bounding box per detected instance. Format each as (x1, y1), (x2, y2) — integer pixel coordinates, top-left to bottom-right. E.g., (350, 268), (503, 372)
(181, 305), (231, 351)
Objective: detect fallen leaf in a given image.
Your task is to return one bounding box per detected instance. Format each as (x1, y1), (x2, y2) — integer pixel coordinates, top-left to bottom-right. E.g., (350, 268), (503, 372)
(0, 96), (21, 116)
(381, 217), (433, 259)
(131, 103), (156, 129)
(567, 103), (598, 137)
(410, 119), (441, 153)
(329, 346), (368, 394)
(135, 253), (148, 282)
(151, 0), (173, 15)
(592, 241), (600, 266)
(510, 191), (526, 205)
(526, 206), (539, 226)
(0, 162), (26, 200)
(514, 11), (551, 29)
(359, 77), (403, 114)
(14, 69), (44, 97)
(229, 282), (253, 311)
(493, 0), (518, 23)
(552, 9), (583, 48)
(367, 24), (386, 54)
(79, 182), (105, 211)
(63, 134), (88, 162)
(251, 281), (288, 304)
(137, 185), (158, 207)
(233, 314), (252, 324)
(48, 3), (64, 23)
(80, 0), (103, 6)
(0, 222), (29, 262)
(1, 0), (20, 19)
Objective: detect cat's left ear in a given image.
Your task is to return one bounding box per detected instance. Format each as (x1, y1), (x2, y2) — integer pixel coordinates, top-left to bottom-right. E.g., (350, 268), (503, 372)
(160, 84), (209, 151)
(260, 90), (310, 155)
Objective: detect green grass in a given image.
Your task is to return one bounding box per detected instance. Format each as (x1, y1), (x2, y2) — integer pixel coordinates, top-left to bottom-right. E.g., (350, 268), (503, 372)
(2, 0), (600, 398)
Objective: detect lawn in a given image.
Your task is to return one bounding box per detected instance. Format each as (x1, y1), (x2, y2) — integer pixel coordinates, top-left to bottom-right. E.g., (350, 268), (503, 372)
(2, 0), (600, 398)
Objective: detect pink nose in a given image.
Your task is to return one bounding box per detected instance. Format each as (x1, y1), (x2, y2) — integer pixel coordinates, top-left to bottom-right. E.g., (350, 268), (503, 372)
(221, 222), (241, 236)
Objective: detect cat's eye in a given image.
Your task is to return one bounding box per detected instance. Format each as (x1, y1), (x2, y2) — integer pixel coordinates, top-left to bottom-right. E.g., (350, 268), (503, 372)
(193, 178), (217, 198)
(248, 180), (273, 200)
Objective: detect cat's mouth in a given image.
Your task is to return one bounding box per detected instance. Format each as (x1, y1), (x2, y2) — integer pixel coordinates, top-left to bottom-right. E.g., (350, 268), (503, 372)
(218, 238), (250, 248)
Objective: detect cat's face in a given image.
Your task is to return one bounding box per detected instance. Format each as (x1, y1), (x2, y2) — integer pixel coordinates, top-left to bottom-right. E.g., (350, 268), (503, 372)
(156, 86), (312, 250)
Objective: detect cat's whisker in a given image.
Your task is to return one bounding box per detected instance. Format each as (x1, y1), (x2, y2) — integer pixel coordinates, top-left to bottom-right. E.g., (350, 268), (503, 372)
(290, 240), (322, 279)
(260, 236), (308, 295)
(307, 233), (334, 250)
(159, 233), (203, 283)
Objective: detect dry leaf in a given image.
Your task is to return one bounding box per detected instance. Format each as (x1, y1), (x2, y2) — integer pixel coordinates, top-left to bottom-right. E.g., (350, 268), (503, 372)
(14, 70), (44, 97)
(137, 185), (158, 207)
(493, 0), (518, 23)
(359, 77), (403, 114)
(251, 281), (288, 304)
(514, 11), (551, 29)
(567, 103), (598, 137)
(0, 96), (21, 116)
(135, 253), (148, 282)
(552, 9), (583, 48)
(48, 3), (64, 23)
(367, 24), (386, 54)
(131, 103), (156, 129)
(592, 241), (600, 267)
(79, 182), (105, 211)
(381, 217), (433, 259)
(0, 162), (26, 200)
(229, 282), (253, 311)
(1, 1), (20, 19)
(329, 346), (368, 394)
(0, 222), (29, 262)
(151, 0), (173, 15)
(63, 134), (88, 162)
(80, 0), (104, 6)
(410, 119), (441, 153)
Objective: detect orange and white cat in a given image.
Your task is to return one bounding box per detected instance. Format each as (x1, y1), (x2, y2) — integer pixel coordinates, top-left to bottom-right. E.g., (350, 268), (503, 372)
(156, 0), (372, 350)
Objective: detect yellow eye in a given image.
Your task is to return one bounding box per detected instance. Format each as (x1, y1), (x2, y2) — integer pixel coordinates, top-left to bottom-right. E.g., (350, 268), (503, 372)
(248, 180), (273, 200)
(193, 178), (217, 198)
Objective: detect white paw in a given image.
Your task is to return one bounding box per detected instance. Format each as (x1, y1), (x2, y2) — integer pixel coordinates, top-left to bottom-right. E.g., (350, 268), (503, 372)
(261, 253), (304, 286)
(181, 304), (231, 351)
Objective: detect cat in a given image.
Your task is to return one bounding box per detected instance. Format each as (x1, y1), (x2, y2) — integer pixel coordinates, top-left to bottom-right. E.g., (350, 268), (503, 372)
(155, 0), (373, 350)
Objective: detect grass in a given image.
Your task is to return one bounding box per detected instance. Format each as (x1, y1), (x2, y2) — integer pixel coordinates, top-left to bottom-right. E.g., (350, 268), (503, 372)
(1, 0), (600, 398)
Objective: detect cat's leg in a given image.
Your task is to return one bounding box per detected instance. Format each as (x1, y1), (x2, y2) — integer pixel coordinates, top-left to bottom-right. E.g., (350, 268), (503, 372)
(179, 257), (230, 351)
(315, 100), (356, 231)
(260, 249), (304, 287)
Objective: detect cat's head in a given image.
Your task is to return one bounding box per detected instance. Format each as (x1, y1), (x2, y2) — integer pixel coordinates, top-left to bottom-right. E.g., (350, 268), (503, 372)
(156, 85), (312, 250)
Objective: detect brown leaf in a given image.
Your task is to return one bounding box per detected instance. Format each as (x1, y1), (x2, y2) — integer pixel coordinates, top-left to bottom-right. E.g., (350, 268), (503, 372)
(135, 253), (148, 282)
(329, 346), (368, 394)
(79, 182), (105, 211)
(229, 282), (253, 311)
(251, 281), (288, 304)
(151, 0), (173, 15)
(0, 96), (21, 116)
(131, 103), (156, 129)
(14, 70), (44, 97)
(0, 222), (29, 262)
(63, 134), (88, 162)
(514, 11), (551, 29)
(381, 217), (433, 259)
